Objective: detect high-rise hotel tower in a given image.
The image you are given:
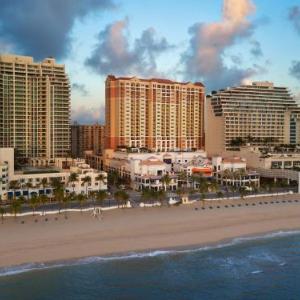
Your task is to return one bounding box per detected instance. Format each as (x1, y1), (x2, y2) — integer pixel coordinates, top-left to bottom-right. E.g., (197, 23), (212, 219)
(206, 81), (297, 155)
(105, 75), (205, 152)
(0, 54), (70, 159)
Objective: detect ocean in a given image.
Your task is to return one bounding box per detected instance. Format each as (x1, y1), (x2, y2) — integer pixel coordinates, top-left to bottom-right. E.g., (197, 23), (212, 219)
(0, 231), (300, 300)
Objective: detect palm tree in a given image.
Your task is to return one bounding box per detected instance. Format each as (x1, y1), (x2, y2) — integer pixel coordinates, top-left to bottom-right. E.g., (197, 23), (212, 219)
(121, 190), (129, 207)
(41, 178), (48, 189)
(161, 174), (171, 192)
(114, 190), (123, 208)
(62, 193), (71, 217)
(141, 189), (152, 204)
(77, 193), (87, 212)
(69, 172), (79, 193)
(96, 190), (107, 208)
(108, 170), (119, 187)
(209, 180), (219, 194)
(114, 190), (129, 208)
(53, 187), (64, 213)
(39, 194), (48, 215)
(178, 171), (188, 188)
(229, 184), (236, 197)
(176, 188), (187, 203)
(239, 186), (247, 201)
(249, 181), (258, 196)
(216, 191), (224, 200)
(29, 194), (39, 216)
(0, 206), (6, 223)
(9, 180), (20, 201)
(96, 173), (106, 187)
(82, 176), (92, 196)
(157, 190), (166, 207)
(10, 198), (22, 219)
(200, 192), (206, 208)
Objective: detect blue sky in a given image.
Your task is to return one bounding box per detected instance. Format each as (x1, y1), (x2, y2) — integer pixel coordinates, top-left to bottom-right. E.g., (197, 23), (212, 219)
(1, 0), (300, 123)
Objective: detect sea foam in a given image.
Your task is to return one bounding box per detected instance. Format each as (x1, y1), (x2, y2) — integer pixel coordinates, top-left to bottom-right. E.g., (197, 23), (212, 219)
(1, 229), (299, 277)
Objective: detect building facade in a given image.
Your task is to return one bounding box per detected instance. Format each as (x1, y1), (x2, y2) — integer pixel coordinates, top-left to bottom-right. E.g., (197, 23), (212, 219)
(104, 149), (208, 191)
(105, 75), (205, 152)
(71, 123), (105, 158)
(0, 148), (107, 200)
(0, 54), (70, 159)
(206, 82), (296, 156)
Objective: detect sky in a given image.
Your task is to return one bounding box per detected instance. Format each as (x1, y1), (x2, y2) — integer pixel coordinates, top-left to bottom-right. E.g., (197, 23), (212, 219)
(0, 0), (300, 124)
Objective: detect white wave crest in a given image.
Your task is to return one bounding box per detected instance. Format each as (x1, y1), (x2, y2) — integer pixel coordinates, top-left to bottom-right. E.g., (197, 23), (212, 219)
(0, 229), (299, 277)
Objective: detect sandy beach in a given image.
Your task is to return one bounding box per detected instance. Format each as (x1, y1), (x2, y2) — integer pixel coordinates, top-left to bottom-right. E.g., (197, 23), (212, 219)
(1, 194), (300, 269)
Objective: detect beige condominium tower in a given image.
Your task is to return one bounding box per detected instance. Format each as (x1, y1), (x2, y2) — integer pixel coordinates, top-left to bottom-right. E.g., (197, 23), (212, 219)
(0, 54), (70, 159)
(71, 122), (105, 158)
(105, 75), (205, 152)
(206, 81), (297, 156)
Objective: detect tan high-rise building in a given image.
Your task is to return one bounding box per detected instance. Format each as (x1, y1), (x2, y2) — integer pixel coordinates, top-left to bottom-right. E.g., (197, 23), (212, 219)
(105, 75), (205, 151)
(0, 54), (70, 159)
(71, 122), (105, 158)
(206, 81), (297, 156)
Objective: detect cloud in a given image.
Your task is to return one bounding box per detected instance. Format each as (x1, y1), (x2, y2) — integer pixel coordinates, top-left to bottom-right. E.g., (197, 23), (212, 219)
(250, 40), (263, 57)
(289, 6), (300, 34)
(0, 0), (114, 60)
(71, 105), (105, 124)
(85, 19), (173, 77)
(181, 0), (260, 90)
(290, 61), (300, 81)
(72, 83), (89, 97)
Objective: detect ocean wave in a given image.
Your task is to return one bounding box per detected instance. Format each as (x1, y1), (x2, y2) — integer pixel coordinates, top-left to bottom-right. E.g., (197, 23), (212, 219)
(1, 229), (300, 278)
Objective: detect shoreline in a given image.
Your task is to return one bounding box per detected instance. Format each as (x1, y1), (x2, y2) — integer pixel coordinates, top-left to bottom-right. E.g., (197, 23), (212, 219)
(1, 228), (300, 277)
(1, 194), (300, 271)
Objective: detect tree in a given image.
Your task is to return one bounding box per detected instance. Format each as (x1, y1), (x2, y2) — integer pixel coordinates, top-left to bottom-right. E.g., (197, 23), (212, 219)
(77, 193), (87, 212)
(39, 194), (48, 215)
(108, 170), (119, 187)
(95, 190), (107, 208)
(239, 186), (247, 200)
(141, 189), (152, 204)
(200, 192), (206, 208)
(209, 180), (219, 194)
(41, 178), (48, 190)
(157, 190), (166, 207)
(114, 190), (128, 208)
(62, 193), (72, 217)
(176, 188), (187, 199)
(10, 198), (22, 218)
(53, 187), (64, 213)
(9, 180), (20, 201)
(199, 180), (208, 198)
(178, 171), (188, 188)
(121, 190), (129, 207)
(230, 137), (246, 147)
(229, 185), (236, 197)
(69, 172), (79, 193)
(0, 206), (5, 223)
(29, 194), (39, 216)
(161, 174), (171, 192)
(96, 173), (106, 187)
(82, 176), (92, 196)
(216, 191), (224, 199)
(50, 177), (63, 191)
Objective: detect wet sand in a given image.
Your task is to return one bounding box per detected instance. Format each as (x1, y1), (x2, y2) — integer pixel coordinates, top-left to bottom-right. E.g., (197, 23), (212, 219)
(1, 194), (300, 268)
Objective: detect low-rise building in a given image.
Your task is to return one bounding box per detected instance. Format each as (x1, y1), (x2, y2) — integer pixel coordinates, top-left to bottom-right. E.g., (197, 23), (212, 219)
(226, 145), (300, 170)
(212, 156), (260, 189)
(0, 148), (107, 200)
(104, 149), (208, 191)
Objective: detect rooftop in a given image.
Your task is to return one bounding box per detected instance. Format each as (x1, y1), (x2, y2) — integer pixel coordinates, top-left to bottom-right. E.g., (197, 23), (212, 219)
(107, 75), (204, 87)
